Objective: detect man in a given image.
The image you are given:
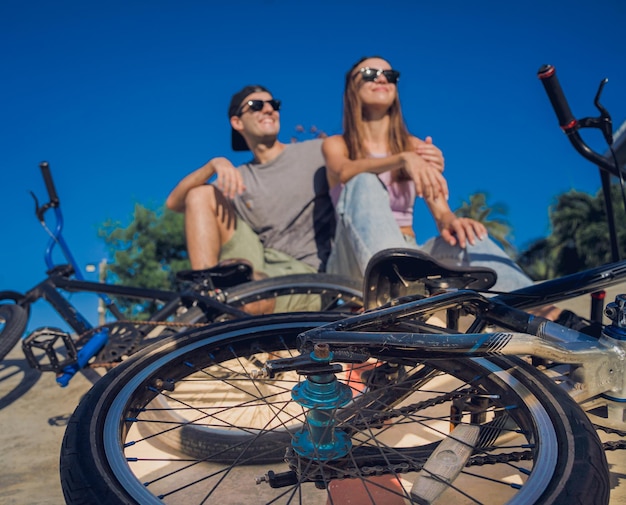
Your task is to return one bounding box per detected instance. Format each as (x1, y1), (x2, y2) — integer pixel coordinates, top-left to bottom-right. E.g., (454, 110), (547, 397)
(166, 85), (335, 310)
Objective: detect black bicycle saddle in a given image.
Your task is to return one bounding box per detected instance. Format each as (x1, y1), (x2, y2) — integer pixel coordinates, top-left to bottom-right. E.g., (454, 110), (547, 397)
(363, 248), (497, 310)
(176, 259), (254, 290)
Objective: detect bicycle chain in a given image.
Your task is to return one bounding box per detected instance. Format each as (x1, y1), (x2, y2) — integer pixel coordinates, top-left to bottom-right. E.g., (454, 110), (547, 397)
(77, 319), (213, 369)
(78, 318), (211, 340)
(287, 449), (533, 482)
(360, 450), (533, 476)
(347, 387), (477, 430)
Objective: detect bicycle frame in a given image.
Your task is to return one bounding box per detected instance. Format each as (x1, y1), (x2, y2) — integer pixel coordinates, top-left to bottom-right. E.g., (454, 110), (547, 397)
(11, 162), (247, 386)
(291, 288), (625, 403)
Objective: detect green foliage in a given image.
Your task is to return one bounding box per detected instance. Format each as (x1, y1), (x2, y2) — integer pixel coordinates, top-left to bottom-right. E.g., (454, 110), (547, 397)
(517, 184), (626, 280)
(98, 204), (189, 317)
(454, 192), (516, 256)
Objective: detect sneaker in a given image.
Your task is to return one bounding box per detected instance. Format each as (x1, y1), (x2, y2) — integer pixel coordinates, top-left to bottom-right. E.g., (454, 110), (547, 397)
(555, 309), (602, 338)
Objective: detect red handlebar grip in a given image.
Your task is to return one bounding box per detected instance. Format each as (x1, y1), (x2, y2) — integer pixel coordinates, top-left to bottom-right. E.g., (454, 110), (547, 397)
(537, 64), (577, 131)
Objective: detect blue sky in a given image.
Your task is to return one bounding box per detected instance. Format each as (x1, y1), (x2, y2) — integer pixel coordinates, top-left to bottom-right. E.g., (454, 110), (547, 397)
(2, 0), (625, 331)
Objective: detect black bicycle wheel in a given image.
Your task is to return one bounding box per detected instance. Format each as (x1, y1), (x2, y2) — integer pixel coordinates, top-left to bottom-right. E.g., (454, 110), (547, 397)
(60, 313), (608, 505)
(0, 295), (29, 361)
(225, 273), (363, 313)
(135, 273), (362, 348)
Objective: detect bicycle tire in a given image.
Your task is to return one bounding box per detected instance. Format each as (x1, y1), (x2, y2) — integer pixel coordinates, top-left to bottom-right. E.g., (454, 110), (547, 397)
(0, 290), (31, 317)
(0, 303), (28, 361)
(60, 313), (608, 505)
(136, 273), (362, 347)
(225, 272), (363, 312)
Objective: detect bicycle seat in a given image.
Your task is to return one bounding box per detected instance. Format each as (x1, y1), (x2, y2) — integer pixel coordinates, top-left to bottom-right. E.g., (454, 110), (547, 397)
(363, 248), (497, 310)
(176, 259), (254, 290)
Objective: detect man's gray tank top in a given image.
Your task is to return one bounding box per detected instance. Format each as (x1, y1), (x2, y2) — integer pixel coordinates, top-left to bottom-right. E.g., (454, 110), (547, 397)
(232, 139), (334, 271)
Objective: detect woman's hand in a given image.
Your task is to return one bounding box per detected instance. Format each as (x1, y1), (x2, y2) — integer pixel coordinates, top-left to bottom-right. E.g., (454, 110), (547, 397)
(436, 213), (487, 248)
(212, 157), (246, 199)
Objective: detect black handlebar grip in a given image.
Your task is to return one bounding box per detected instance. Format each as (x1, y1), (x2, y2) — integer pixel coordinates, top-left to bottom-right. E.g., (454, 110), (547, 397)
(39, 161), (60, 205)
(537, 64), (576, 131)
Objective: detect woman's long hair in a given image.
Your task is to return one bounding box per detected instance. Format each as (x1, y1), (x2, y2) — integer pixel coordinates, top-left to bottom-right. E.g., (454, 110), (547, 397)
(342, 56), (412, 172)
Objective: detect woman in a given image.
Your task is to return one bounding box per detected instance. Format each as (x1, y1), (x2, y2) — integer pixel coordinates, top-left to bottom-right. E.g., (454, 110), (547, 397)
(323, 55), (534, 294)
(323, 55), (600, 334)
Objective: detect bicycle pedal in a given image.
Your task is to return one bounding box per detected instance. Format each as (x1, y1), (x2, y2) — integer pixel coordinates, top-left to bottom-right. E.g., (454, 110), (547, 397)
(22, 327), (78, 373)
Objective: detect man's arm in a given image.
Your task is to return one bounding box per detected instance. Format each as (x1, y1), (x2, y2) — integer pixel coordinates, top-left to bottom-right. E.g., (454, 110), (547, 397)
(166, 157), (245, 213)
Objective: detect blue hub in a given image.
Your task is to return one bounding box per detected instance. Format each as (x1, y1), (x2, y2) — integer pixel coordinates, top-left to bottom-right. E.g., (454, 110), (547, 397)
(291, 344), (353, 460)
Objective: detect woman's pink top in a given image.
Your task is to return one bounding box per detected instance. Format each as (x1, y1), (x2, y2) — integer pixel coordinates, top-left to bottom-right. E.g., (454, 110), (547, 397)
(376, 170), (415, 228)
(329, 152), (415, 228)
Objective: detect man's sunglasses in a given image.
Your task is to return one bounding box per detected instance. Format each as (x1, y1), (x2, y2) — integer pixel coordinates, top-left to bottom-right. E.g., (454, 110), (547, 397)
(237, 99), (281, 116)
(356, 67), (401, 84)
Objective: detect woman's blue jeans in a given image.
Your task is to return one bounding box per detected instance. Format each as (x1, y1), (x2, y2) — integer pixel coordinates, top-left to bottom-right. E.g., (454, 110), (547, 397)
(326, 173), (532, 293)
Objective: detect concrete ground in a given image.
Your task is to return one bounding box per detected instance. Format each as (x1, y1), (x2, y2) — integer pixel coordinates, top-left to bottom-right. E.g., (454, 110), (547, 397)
(1, 285), (625, 505)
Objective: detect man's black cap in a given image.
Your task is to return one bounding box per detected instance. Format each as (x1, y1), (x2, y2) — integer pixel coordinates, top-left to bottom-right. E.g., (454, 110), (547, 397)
(228, 84), (271, 151)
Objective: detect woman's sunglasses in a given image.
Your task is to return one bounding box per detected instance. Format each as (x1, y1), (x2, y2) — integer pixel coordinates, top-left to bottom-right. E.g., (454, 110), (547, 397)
(357, 67), (400, 84)
(237, 99), (281, 116)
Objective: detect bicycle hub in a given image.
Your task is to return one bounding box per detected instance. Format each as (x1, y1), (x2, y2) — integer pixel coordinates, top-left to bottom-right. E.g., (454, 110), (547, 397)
(290, 343), (353, 460)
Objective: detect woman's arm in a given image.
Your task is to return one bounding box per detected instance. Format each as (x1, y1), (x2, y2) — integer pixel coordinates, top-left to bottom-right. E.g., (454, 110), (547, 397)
(322, 135), (448, 200)
(426, 196), (487, 248)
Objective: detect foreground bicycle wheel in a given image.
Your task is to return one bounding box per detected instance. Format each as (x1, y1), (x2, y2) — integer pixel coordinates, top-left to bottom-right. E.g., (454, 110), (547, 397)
(60, 313), (609, 505)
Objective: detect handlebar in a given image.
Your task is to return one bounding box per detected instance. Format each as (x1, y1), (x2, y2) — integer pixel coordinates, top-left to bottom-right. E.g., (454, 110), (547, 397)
(39, 161), (60, 206)
(537, 65), (576, 130)
(31, 161), (86, 276)
(537, 64), (622, 178)
(34, 161), (60, 223)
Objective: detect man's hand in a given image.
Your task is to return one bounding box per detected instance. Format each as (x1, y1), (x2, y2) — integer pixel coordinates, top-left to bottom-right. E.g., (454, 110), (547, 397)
(401, 151), (449, 201)
(212, 157), (246, 199)
(415, 136), (444, 173)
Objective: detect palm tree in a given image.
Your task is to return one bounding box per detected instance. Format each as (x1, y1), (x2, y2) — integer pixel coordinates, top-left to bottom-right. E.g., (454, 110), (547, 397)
(517, 185), (626, 280)
(454, 192), (515, 256)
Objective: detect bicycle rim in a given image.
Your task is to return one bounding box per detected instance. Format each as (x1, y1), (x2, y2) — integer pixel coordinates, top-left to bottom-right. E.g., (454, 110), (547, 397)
(60, 313), (608, 505)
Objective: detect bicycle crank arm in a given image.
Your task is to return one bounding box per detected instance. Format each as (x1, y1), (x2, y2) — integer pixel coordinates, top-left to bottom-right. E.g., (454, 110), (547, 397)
(56, 327), (109, 387)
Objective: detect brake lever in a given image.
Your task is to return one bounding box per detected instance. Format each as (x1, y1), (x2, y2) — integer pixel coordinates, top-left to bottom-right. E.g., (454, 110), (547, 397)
(577, 78), (613, 146)
(31, 190), (57, 225)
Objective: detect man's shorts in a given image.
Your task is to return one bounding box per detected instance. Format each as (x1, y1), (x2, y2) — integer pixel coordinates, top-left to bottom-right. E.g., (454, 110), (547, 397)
(219, 218), (321, 312)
